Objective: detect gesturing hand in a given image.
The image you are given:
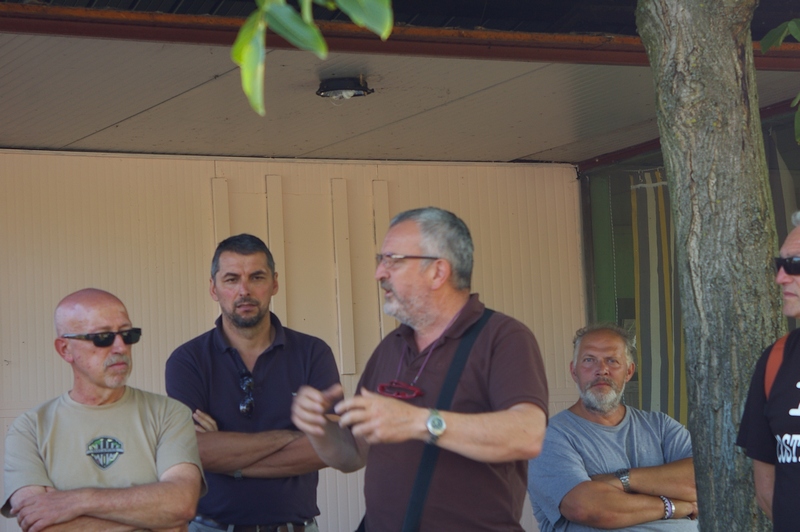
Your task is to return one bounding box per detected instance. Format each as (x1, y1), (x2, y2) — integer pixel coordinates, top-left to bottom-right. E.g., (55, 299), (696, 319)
(335, 388), (428, 445)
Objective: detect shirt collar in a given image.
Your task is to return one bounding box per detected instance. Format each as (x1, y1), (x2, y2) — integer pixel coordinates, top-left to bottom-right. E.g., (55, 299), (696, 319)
(211, 312), (286, 356)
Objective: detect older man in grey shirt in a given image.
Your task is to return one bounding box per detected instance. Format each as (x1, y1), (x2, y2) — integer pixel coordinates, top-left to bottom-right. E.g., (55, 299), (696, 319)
(528, 324), (698, 531)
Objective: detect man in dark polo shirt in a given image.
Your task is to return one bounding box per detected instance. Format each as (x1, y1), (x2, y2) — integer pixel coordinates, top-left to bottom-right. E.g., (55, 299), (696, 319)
(166, 234), (340, 532)
(738, 213), (800, 531)
(292, 207), (549, 531)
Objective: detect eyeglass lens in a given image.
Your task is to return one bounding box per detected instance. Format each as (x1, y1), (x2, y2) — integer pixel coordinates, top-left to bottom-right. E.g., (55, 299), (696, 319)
(239, 373), (255, 417)
(776, 257), (800, 275)
(63, 329), (142, 348)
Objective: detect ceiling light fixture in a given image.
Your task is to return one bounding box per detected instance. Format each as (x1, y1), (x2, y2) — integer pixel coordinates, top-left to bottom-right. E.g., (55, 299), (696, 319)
(316, 77), (374, 100)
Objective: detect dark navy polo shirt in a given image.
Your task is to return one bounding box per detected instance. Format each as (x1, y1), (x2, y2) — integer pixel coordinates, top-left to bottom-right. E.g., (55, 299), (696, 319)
(165, 313), (340, 525)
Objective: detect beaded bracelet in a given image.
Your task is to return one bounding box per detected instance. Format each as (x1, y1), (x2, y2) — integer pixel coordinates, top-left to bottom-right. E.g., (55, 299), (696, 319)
(659, 495), (675, 520)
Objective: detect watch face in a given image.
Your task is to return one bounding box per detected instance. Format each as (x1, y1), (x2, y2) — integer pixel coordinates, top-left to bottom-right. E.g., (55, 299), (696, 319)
(427, 412), (446, 436)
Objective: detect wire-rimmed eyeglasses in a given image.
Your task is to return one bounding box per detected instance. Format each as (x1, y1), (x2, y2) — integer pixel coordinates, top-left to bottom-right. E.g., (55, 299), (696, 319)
(239, 371), (255, 418)
(375, 253), (439, 269)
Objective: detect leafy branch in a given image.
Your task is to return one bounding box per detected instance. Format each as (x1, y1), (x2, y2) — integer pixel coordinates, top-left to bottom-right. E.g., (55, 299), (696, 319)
(231, 0), (393, 115)
(761, 19), (800, 143)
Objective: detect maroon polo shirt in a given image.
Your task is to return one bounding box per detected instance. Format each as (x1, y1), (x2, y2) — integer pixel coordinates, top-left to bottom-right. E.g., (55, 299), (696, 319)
(357, 294), (549, 531)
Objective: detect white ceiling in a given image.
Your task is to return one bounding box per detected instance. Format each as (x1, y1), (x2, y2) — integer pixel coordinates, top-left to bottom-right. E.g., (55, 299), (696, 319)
(2, 31), (800, 164)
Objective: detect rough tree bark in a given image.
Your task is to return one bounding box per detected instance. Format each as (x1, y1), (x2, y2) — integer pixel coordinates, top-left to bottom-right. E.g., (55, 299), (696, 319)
(636, 0), (784, 529)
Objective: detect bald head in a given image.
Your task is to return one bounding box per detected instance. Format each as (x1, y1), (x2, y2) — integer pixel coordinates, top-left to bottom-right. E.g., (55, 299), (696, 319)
(54, 288), (135, 404)
(55, 288), (129, 336)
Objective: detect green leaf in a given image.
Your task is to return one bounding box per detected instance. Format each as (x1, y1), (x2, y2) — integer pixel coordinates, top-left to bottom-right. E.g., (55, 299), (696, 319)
(761, 21), (789, 53)
(313, 0), (338, 9)
(336, 0), (393, 40)
(265, 3), (328, 59)
(300, 0), (313, 24)
(788, 19), (800, 43)
(792, 91), (800, 108)
(231, 10), (267, 116)
(795, 107), (800, 145)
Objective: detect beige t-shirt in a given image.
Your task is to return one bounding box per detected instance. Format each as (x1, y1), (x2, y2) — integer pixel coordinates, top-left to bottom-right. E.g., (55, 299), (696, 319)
(2, 386), (204, 515)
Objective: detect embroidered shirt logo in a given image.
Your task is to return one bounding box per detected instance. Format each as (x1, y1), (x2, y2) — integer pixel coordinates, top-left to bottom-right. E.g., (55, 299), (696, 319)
(86, 437), (124, 469)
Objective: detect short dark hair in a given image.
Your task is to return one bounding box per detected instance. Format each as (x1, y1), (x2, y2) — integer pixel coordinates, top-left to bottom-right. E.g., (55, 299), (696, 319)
(390, 207), (474, 290)
(210, 234), (275, 279)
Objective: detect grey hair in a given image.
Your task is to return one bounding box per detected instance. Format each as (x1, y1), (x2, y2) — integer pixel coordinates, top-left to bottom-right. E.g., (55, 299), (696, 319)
(390, 207), (473, 290)
(572, 323), (636, 366)
(792, 211), (800, 227)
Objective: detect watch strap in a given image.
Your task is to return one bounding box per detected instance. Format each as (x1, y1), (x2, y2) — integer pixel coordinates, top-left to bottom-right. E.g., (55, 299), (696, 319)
(615, 468), (631, 492)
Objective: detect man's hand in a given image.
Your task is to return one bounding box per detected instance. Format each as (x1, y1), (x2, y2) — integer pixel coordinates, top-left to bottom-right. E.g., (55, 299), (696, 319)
(590, 458), (696, 503)
(291, 384), (345, 437)
(335, 388), (427, 445)
(13, 488), (83, 532)
(674, 499), (699, 520)
(193, 410), (218, 433)
(291, 384), (368, 472)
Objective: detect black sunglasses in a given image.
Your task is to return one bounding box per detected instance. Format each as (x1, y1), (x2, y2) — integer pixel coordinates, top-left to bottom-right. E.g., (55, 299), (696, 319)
(239, 371), (255, 418)
(775, 257), (800, 276)
(61, 328), (142, 348)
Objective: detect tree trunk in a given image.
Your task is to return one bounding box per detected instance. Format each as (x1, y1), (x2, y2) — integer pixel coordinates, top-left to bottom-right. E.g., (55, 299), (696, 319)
(636, 0), (784, 529)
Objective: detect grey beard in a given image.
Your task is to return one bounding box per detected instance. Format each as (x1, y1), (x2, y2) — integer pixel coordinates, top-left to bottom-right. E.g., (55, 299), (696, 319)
(384, 302), (435, 330)
(581, 384), (625, 414)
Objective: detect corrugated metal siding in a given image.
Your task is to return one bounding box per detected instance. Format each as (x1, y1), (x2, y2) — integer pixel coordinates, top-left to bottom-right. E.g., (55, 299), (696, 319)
(0, 152), (582, 532)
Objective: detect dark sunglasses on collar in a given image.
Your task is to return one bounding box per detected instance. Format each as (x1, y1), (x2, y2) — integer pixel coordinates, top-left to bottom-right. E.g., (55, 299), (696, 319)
(61, 328), (142, 348)
(775, 257), (800, 276)
(239, 371), (255, 418)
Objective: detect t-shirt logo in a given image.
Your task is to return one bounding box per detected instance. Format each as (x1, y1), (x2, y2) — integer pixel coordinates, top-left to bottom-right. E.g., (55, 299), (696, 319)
(86, 436), (124, 469)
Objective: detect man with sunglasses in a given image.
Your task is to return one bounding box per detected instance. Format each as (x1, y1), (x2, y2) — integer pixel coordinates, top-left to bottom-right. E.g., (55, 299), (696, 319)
(738, 213), (800, 531)
(166, 234), (339, 532)
(292, 207), (549, 531)
(2, 288), (205, 531)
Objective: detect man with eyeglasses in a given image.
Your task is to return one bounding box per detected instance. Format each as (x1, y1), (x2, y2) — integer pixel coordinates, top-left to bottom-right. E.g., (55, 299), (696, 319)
(292, 207), (549, 531)
(2, 288), (205, 531)
(166, 234), (339, 532)
(737, 213), (800, 531)
(528, 324), (698, 531)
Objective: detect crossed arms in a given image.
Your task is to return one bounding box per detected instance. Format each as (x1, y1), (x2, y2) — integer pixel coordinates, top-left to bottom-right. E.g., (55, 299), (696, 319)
(191, 409), (326, 477)
(559, 458), (698, 528)
(5, 463), (202, 532)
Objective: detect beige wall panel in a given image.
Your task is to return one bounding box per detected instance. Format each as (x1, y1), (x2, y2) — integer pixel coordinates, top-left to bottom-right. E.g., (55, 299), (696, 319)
(265, 175), (288, 320)
(371, 180), (399, 340)
(331, 179), (357, 375)
(227, 174), (269, 246)
(211, 178), (231, 243)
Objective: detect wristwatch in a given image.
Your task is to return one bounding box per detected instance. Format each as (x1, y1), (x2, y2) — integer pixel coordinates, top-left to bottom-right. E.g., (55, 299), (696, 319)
(615, 468), (631, 492)
(426, 409), (446, 445)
